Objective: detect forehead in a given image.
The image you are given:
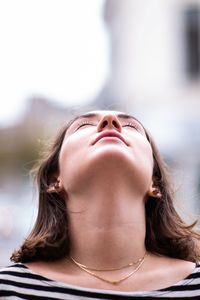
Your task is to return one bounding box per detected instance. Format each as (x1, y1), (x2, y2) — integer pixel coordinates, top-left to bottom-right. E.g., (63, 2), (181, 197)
(84, 110), (132, 116)
(88, 110), (125, 115)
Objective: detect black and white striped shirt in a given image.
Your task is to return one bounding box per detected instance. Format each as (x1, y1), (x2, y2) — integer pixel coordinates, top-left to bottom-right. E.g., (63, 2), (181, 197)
(0, 263), (200, 299)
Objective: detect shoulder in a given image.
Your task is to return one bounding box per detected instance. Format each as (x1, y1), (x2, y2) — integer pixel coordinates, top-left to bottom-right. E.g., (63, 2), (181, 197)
(187, 261), (200, 280)
(0, 263), (27, 278)
(0, 262), (54, 283)
(0, 263), (54, 298)
(0, 263), (34, 287)
(156, 262), (200, 297)
(0, 264), (25, 295)
(180, 261), (200, 282)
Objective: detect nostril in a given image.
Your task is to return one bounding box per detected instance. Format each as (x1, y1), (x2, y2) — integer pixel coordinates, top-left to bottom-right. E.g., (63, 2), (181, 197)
(102, 120), (108, 127)
(99, 117), (121, 130)
(112, 120), (119, 128)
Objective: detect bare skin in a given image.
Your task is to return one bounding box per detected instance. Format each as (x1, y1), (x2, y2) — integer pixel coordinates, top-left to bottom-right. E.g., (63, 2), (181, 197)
(26, 254), (195, 292)
(26, 111), (195, 292)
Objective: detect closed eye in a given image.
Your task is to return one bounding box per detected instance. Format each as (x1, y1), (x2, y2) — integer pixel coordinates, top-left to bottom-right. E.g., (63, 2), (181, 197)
(76, 121), (96, 130)
(122, 123), (139, 130)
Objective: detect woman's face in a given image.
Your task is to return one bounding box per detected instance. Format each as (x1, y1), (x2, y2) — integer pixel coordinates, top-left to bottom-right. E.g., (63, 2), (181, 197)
(58, 110), (154, 195)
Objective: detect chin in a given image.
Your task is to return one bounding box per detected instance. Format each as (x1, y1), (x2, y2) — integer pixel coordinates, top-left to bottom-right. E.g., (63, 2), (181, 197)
(90, 145), (132, 164)
(87, 146), (146, 180)
(63, 146), (153, 194)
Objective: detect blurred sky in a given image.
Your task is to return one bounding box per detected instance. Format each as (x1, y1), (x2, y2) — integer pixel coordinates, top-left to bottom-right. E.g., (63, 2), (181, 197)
(0, 0), (109, 126)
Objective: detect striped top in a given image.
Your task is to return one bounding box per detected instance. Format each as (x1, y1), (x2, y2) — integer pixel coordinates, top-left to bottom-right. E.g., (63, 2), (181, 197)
(0, 263), (200, 299)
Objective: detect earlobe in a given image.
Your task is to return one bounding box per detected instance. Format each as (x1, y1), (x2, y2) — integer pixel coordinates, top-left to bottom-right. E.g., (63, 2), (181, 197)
(148, 183), (162, 199)
(47, 177), (63, 193)
(149, 188), (162, 198)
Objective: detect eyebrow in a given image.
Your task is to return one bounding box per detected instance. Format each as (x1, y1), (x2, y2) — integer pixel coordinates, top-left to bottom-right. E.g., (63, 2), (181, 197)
(74, 113), (97, 120)
(117, 113), (139, 121)
(72, 113), (139, 122)
(68, 113), (97, 127)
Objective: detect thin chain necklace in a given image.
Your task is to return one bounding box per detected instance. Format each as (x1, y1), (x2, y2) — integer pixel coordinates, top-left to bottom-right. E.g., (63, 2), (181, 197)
(70, 252), (147, 285)
(71, 253), (146, 272)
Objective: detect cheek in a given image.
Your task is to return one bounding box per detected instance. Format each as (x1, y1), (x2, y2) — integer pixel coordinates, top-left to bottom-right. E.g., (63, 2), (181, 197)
(133, 141), (154, 178)
(59, 141), (79, 169)
(143, 144), (153, 170)
(58, 137), (88, 178)
(143, 144), (154, 167)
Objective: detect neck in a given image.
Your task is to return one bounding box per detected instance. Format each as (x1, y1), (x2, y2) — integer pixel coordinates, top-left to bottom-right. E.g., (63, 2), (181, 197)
(66, 175), (147, 269)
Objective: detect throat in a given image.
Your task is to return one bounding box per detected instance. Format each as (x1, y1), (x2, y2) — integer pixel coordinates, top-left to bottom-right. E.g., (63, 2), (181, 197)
(67, 186), (146, 271)
(68, 210), (146, 270)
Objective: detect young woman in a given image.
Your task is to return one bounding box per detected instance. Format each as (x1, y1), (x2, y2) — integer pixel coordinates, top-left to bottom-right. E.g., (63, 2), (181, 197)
(0, 110), (200, 299)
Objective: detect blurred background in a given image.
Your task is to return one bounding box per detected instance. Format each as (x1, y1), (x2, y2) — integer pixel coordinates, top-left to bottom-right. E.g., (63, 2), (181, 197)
(0, 0), (200, 267)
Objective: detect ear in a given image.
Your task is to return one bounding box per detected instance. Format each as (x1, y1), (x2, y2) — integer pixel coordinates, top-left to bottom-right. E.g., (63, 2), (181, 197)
(47, 176), (64, 193)
(147, 181), (162, 199)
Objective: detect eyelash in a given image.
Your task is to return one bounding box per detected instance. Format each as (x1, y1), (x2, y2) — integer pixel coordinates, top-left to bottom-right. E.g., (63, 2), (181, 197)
(122, 123), (139, 130)
(75, 121), (140, 131)
(76, 121), (95, 130)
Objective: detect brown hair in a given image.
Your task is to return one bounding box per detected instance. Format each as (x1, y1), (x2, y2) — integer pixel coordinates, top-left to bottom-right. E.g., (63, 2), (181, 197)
(11, 113), (200, 263)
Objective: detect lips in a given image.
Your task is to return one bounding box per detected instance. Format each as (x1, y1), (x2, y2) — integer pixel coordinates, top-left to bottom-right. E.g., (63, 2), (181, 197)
(92, 131), (128, 146)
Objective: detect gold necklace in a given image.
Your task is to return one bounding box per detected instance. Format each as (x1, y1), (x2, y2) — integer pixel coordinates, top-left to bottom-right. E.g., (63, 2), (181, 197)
(71, 253), (146, 271)
(70, 252), (147, 285)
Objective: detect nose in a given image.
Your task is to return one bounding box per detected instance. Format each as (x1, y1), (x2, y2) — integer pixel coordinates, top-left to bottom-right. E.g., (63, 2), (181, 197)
(97, 114), (122, 132)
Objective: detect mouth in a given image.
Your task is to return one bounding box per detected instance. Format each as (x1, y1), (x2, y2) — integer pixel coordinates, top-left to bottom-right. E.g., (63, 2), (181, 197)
(93, 131), (128, 146)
